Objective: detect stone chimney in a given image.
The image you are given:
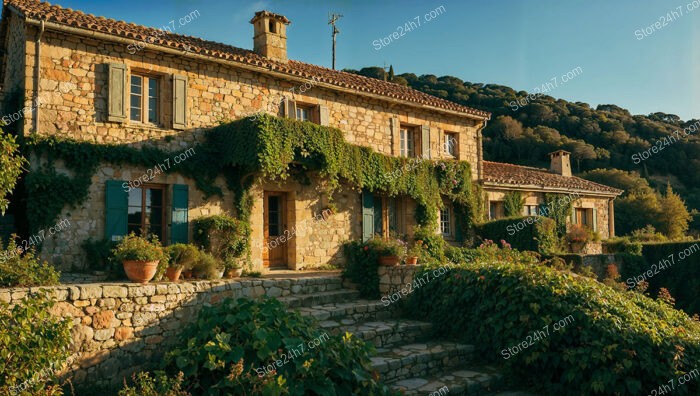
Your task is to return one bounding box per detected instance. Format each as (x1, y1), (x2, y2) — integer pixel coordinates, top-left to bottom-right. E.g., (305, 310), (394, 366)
(250, 11), (291, 63)
(549, 150), (572, 177)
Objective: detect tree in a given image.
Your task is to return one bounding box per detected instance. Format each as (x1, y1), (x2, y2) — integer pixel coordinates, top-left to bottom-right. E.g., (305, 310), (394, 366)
(503, 191), (525, 217)
(388, 65), (395, 81)
(0, 130), (26, 215)
(658, 184), (691, 240)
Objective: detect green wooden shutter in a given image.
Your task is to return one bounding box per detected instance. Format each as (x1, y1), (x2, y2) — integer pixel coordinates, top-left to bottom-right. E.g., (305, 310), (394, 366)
(108, 63), (127, 122)
(318, 105), (329, 126)
(421, 125), (431, 159)
(171, 184), (189, 244)
(538, 203), (547, 216)
(105, 180), (128, 241)
(361, 190), (375, 242)
(592, 208), (598, 232)
(571, 208), (577, 225)
(172, 74), (188, 130)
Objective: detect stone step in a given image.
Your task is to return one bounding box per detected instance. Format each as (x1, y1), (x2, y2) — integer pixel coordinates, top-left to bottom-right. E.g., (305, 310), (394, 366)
(323, 319), (433, 348)
(278, 289), (361, 308)
(371, 341), (475, 383)
(275, 275), (343, 295)
(296, 299), (398, 324)
(389, 365), (505, 395)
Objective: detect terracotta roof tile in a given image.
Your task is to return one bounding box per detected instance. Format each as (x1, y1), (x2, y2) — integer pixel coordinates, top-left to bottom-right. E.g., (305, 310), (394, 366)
(4, 0), (490, 119)
(483, 161), (623, 195)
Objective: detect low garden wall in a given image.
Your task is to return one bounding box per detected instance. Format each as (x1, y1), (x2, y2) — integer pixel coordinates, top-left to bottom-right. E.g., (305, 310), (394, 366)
(378, 265), (422, 295)
(0, 275), (342, 391)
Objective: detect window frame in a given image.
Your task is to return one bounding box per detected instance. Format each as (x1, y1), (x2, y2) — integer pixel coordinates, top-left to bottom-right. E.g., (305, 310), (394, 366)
(440, 205), (452, 237)
(127, 183), (167, 242)
(130, 73), (161, 125)
(400, 126), (418, 158)
(575, 208), (593, 227)
(444, 132), (458, 157)
(489, 201), (505, 220)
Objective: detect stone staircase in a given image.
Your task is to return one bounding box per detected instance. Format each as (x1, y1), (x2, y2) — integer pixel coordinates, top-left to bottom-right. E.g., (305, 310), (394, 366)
(279, 275), (534, 396)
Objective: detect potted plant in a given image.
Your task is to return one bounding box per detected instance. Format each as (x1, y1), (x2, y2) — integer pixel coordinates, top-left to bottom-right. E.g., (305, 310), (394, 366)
(369, 237), (407, 266)
(566, 225), (589, 253)
(192, 251), (220, 279)
(167, 244), (199, 282)
(406, 241), (423, 265)
(112, 233), (166, 284)
(224, 256), (245, 278)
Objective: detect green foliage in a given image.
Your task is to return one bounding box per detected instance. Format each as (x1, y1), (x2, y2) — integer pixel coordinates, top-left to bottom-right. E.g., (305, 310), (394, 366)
(602, 237), (643, 255)
(190, 251), (221, 279)
(192, 214), (251, 268)
(167, 243), (200, 270)
(503, 191), (525, 217)
(658, 184), (692, 240)
(163, 297), (395, 395)
(342, 240), (381, 298)
(209, 115), (477, 228)
(81, 238), (117, 271)
(119, 371), (189, 396)
(111, 233), (167, 263)
(407, 256), (700, 395)
(0, 292), (72, 395)
(365, 237), (407, 257)
(629, 225), (667, 242)
(0, 129), (27, 215)
(24, 136), (220, 232)
(0, 239), (60, 287)
(543, 193), (574, 238)
(474, 216), (558, 254)
(412, 225), (447, 264)
(617, 241), (700, 314)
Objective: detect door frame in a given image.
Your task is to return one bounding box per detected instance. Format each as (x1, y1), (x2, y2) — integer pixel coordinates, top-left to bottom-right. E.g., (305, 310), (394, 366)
(263, 191), (288, 268)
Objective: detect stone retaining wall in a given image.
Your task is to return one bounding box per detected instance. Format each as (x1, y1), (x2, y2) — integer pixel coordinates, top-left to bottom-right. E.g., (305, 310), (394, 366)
(0, 275), (342, 391)
(378, 265), (422, 295)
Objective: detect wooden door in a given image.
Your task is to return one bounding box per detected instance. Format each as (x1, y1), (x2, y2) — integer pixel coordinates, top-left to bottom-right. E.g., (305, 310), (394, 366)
(263, 192), (287, 268)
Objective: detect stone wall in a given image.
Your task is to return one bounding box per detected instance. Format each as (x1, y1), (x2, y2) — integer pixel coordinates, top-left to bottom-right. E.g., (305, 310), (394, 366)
(0, 275), (343, 390)
(378, 265), (422, 295)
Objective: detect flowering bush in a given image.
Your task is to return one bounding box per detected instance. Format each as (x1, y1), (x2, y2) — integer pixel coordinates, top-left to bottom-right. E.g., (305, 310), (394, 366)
(566, 225), (589, 244)
(366, 237), (407, 258)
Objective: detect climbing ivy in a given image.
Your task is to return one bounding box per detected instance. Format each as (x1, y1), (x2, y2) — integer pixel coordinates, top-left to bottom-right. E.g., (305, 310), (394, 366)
(24, 114), (478, 237)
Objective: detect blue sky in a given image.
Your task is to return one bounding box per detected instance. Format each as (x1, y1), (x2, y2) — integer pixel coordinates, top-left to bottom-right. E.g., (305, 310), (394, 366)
(54, 0), (700, 120)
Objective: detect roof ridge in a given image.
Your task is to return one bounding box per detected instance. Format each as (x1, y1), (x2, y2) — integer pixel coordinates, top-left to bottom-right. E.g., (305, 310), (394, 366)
(3, 0), (490, 118)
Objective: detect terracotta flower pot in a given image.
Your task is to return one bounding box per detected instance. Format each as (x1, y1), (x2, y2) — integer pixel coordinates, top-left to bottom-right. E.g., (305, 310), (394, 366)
(165, 267), (183, 282)
(123, 260), (159, 284)
(226, 268), (244, 279)
(570, 242), (586, 253)
(182, 269), (193, 279)
(406, 256), (419, 265)
(378, 255), (400, 266)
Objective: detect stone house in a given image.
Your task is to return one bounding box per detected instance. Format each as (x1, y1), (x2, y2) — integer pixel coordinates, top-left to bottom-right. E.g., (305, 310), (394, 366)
(0, 0), (621, 270)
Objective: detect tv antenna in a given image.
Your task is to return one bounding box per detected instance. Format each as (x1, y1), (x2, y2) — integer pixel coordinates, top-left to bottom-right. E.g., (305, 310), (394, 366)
(328, 13), (343, 70)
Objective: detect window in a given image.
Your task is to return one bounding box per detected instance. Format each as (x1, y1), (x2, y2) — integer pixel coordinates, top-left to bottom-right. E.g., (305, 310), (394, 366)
(400, 127), (417, 157)
(575, 208), (593, 227)
(388, 197), (407, 236)
(269, 20), (277, 33)
(296, 105), (313, 122)
(525, 205), (539, 216)
(127, 184), (166, 241)
(444, 132), (458, 157)
(489, 201), (505, 220)
(440, 206), (452, 236)
(130, 74), (159, 124)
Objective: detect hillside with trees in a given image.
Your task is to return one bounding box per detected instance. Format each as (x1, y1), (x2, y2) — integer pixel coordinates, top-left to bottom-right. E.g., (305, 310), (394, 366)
(345, 67), (698, 238)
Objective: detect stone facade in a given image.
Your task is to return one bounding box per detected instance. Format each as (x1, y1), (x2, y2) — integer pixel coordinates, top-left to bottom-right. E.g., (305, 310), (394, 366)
(0, 275), (344, 389)
(2, 19), (481, 270)
(484, 189), (615, 241)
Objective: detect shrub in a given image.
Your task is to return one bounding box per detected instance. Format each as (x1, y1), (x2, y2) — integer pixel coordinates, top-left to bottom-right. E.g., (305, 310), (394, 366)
(192, 214), (251, 267)
(413, 225), (446, 263)
(602, 237), (643, 255)
(112, 233), (167, 263)
(0, 292), (72, 395)
(119, 371), (189, 396)
(0, 129), (27, 215)
(191, 251), (221, 279)
(503, 191), (525, 217)
(566, 224), (589, 244)
(342, 240), (381, 298)
(366, 237), (407, 257)
(474, 216), (558, 254)
(629, 225), (667, 243)
(167, 244), (199, 270)
(0, 239), (60, 287)
(81, 238), (117, 271)
(162, 297), (395, 395)
(406, 259), (700, 395)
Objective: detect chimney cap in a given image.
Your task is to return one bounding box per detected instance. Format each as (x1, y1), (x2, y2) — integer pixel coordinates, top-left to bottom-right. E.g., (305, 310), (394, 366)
(548, 150), (571, 157)
(250, 10), (291, 25)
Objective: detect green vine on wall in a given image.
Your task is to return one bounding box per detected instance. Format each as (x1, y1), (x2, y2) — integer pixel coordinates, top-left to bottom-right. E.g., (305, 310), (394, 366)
(23, 114), (478, 238)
